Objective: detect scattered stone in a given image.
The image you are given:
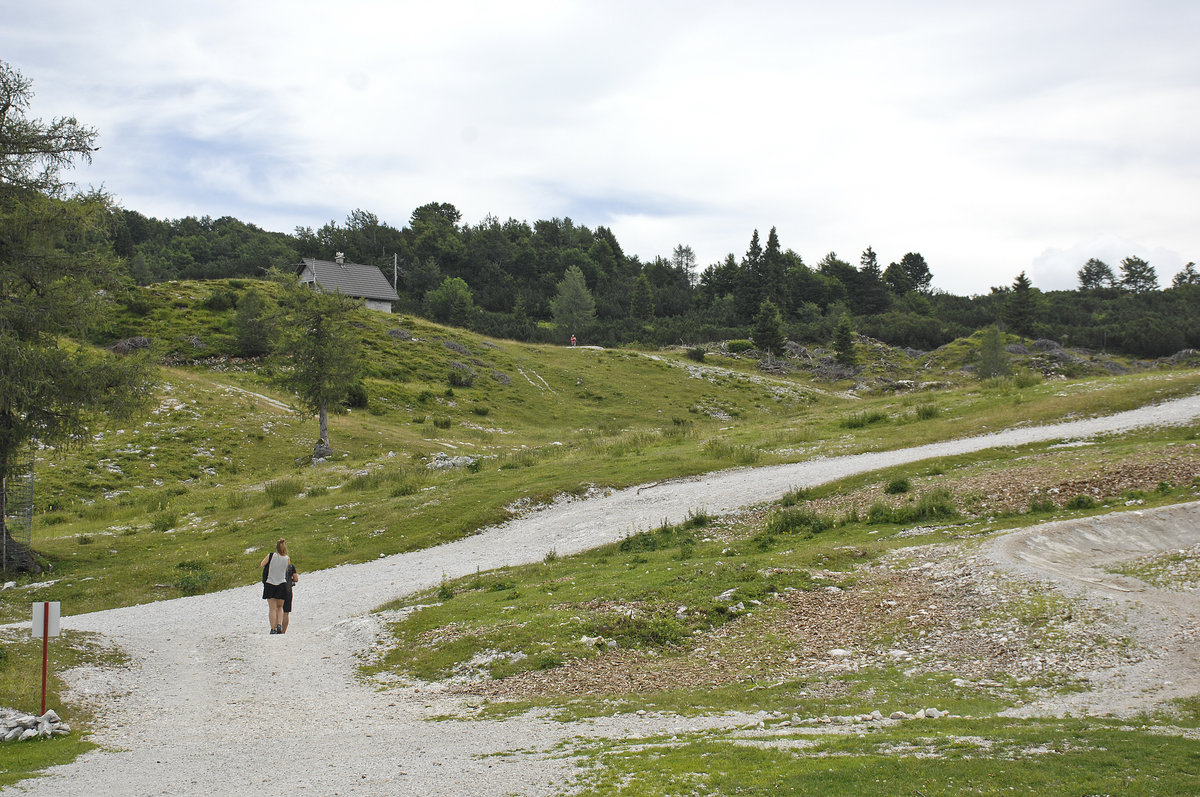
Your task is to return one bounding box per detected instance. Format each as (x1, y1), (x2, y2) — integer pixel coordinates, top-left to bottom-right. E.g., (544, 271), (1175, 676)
(426, 452), (478, 471)
(0, 709), (71, 743)
(110, 336), (152, 355)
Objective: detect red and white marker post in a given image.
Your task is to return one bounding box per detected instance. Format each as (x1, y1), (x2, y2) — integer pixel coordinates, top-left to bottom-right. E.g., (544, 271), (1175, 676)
(31, 601), (60, 715)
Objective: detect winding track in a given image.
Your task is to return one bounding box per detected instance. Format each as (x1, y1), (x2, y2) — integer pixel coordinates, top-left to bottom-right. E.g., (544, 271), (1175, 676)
(989, 501), (1200, 717)
(9, 394), (1200, 795)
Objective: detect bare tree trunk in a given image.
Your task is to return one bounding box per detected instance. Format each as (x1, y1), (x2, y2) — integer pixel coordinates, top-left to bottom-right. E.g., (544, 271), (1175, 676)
(312, 400), (333, 460)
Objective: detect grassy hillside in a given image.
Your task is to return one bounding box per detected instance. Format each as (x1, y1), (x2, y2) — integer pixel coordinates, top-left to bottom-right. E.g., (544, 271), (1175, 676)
(2, 278), (1198, 625)
(3, 278), (1200, 793)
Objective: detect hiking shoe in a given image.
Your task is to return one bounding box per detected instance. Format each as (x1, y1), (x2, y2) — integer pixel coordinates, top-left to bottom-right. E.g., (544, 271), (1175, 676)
(269, 628), (279, 634)
(274, 624), (283, 634)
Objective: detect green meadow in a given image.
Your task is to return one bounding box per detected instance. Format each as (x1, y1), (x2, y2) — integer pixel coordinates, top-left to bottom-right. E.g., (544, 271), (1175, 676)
(3, 278), (1200, 792)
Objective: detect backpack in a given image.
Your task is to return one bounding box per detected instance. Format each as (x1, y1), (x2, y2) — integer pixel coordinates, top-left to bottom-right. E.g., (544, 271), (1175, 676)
(262, 552), (273, 585)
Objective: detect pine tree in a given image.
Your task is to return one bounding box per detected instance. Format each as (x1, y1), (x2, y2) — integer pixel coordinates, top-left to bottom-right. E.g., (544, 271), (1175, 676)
(271, 271), (364, 459)
(858, 246), (889, 313)
(975, 325), (1010, 379)
(1001, 271), (1039, 338)
(1172, 262), (1200, 288)
(763, 226), (787, 307)
(1119, 256), (1158, 293)
(1, 62), (156, 572)
(1077, 258), (1116, 290)
(899, 252), (933, 293)
(751, 299), (785, 355)
(833, 315), (859, 367)
(550, 265), (596, 338)
(735, 229), (765, 322)
(630, 271), (655, 320)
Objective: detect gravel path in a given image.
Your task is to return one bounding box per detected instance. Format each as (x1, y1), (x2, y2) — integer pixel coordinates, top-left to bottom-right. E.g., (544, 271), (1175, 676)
(989, 500), (1200, 717)
(9, 393), (1200, 796)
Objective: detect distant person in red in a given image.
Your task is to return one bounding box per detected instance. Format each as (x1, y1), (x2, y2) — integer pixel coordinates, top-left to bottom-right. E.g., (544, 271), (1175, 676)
(570, 334), (576, 346)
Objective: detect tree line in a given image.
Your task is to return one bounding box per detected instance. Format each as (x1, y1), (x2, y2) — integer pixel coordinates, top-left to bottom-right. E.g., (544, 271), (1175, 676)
(109, 203), (1200, 358)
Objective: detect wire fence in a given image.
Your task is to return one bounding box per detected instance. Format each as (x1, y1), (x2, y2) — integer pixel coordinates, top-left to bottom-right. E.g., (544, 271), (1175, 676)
(2, 462), (34, 574)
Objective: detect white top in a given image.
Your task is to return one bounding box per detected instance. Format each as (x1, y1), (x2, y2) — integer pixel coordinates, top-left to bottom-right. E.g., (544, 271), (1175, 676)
(265, 553), (290, 585)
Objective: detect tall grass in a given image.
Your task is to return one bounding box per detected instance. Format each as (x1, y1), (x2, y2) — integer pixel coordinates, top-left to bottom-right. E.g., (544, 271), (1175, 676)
(703, 439), (761, 465)
(264, 478), (304, 508)
(866, 488), (958, 524)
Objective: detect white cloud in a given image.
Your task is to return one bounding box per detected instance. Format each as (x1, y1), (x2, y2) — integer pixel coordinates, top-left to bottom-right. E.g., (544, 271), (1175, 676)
(5, 0), (1199, 294)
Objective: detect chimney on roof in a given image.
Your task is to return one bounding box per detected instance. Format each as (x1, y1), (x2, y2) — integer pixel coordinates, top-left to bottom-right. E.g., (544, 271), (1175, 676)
(335, 252), (345, 266)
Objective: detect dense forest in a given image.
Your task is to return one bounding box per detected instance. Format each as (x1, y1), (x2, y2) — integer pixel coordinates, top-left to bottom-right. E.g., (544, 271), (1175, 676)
(107, 202), (1200, 358)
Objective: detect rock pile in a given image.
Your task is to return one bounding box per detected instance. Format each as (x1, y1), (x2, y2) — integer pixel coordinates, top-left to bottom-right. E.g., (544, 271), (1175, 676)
(0, 708), (71, 742)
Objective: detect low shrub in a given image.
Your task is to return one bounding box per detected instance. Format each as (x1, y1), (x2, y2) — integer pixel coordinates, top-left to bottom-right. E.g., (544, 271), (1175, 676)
(778, 487), (809, 507)
(175, 560), (213, 595)
(448, 364), (476, 388)
(685, 347), (706, 362)
(587, 612), (689, 648)
(344, 381), (368, 409)
(884, 477), (911, 495)
(1065, 494), (1098, 510)
(151, 510), (178, 533)
(1028, 497), (1057, 513)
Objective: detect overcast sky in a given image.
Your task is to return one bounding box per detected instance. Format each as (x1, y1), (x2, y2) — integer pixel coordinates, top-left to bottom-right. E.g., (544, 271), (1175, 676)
(5, 0), (1198, 294)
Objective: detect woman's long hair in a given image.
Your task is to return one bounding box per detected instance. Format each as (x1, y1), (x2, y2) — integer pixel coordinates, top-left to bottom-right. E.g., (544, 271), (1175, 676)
(276, 538), (288, 556)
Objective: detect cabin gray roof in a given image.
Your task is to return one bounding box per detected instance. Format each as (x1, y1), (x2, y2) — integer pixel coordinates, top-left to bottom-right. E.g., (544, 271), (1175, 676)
(296, 258), (400, 302)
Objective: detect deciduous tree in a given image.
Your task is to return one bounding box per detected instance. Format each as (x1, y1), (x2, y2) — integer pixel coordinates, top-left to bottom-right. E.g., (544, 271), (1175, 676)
(426, 276), (474, 326)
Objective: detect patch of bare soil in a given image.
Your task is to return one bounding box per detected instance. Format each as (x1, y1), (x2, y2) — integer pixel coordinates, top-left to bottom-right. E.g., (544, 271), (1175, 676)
(453, 546), (1133, 703)
(803, 448), (1200, 519)
(457, 452), (1200, 708)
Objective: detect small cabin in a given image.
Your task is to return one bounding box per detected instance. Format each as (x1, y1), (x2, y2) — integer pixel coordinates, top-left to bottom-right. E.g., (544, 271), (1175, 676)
(296, 254), (400, 312)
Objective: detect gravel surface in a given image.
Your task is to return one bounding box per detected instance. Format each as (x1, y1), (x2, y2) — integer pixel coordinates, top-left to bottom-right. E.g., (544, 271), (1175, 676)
(8, 393), (1200, 796)
(989, 500), (1200, 717)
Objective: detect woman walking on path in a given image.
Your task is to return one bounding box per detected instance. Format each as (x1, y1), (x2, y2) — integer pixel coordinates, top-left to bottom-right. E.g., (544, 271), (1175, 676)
(260, 539), (290, 634)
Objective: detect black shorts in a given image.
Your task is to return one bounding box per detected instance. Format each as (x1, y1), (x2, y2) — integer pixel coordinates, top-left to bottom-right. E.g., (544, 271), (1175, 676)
(283, 588), (294, 613)
(262, 582), (288, 600)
